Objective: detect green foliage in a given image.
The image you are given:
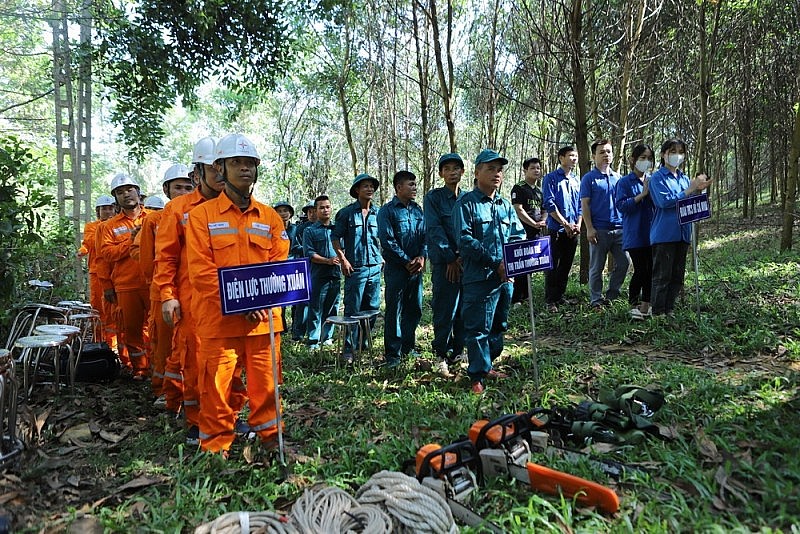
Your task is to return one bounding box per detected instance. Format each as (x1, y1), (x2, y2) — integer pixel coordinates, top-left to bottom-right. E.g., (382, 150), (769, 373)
(92, 0), (299, 161)
(0, 136), (54, 323)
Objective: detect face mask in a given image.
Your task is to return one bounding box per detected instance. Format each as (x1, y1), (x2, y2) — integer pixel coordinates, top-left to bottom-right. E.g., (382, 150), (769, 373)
(666, 153), (685, 167)
(635, 160), (652, 173)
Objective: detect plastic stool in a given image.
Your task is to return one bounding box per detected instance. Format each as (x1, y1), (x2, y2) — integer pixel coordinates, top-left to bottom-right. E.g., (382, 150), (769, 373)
(324, 316), (360, 365)
(348, 310), (381, 358)
(13, 335), (69, 397)
(68, 312), (102, 344)
(34, 324), (82, 386)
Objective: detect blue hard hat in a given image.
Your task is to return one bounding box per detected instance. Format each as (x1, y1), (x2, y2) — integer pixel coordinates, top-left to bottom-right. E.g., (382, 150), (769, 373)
(273, 200), (295, 217)
(474, 149), (508, 166)
(438, 153), (464, 171)
(350, 173), (379, 198)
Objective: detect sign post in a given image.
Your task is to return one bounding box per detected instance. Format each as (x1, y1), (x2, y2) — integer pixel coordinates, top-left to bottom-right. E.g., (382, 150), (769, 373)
(502, 236), (552, 391)
(218, 258), (311, 465)
(677, 192), (711, 318)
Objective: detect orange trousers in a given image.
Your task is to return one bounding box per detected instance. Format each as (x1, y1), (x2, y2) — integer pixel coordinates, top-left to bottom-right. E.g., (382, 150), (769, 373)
(116, 288), (150, 375)
(148, 297), (172, 396)
(197, 334), (282, 453)
(163, 306), (247, 424)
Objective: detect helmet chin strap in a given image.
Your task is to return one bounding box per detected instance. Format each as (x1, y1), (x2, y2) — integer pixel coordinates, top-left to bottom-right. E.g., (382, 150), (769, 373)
(221, 161), (255, 202)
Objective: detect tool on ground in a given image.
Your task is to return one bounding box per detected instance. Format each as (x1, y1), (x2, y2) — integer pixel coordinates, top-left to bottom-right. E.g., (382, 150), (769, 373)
(468, 413), (620, 514)
(415, 439), (504, 533)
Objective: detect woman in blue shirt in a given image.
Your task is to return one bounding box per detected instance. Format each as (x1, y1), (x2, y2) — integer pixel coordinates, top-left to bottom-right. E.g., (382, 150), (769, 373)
(648, 139), (712, 316)
(615, 144), (655, 320)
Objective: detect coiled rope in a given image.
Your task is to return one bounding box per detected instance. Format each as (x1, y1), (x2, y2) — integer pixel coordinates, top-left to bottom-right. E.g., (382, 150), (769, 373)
(194, 471), (458, 534)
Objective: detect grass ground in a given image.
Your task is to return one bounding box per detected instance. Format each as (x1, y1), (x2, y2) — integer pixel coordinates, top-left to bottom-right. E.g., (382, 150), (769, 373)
(3, 211), (799, 532)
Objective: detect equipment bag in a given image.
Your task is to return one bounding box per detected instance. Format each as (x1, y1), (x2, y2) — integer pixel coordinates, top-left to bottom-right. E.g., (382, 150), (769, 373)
(60, 342), (121, 382)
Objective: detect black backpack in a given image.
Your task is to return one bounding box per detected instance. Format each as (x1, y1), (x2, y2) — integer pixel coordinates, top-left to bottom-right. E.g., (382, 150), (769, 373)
(60, 342), (121, 382)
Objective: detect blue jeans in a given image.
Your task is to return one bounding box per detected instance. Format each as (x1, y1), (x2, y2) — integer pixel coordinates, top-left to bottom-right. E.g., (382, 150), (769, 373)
(430, 262), (464, 359)
(291, 303), (307, 340)
(343, 264), (382, 353)
(588, 229), (629, 306)
(463, 279), (512, 383)
(383, 263), (423, 360)
(306, 276), (341, 344)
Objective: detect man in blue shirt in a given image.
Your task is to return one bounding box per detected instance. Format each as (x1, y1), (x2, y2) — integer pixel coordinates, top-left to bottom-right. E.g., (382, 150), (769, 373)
(378, 171), (427, 368)
(454, 149), (525, 394)
(580, 139), (630, 308)
(332, 173), (382, 362)
(424, 153), (466, 378)
(291, 201), (317, 341)
(303, 195), (341, 350)
(542, 146), (582, 311)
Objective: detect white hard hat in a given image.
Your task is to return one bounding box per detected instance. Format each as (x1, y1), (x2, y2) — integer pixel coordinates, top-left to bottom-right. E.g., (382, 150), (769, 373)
(110, 173), (140, 194)
(143, 195), (165, 209)
(192, 137), (217, 165)
(214, 133), (261, 166)
(161, 164), (191, 187)
(94, 194), (115, 208)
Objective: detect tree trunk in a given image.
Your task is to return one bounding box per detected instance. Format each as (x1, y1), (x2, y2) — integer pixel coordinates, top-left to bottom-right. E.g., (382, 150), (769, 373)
(567, 0), (591, 284)
(428, 0), (457, 152)
(614, 0), (645, 166)
(412, 0), (433, 194)
(780, 103), (799, 251)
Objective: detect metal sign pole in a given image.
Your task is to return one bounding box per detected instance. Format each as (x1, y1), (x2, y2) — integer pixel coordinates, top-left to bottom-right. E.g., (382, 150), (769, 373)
(526, 273), (540, 391)
(692, 224), (700, 319)
(267, 310), (284, 465)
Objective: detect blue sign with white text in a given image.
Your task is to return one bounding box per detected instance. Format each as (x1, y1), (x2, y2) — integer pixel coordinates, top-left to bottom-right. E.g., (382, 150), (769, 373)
(503, 237), (552, 278)
(677, 193), (711, 225)
(218, 258), (311, 316)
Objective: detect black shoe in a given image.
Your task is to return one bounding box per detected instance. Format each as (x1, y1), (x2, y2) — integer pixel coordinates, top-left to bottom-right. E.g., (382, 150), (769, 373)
(186, 425), (199, 446)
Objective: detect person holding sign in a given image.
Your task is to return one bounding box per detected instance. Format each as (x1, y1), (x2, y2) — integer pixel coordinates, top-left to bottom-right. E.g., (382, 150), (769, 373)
(303, 196), (341, 350)
(510, 157), (547, 305)
(580, 139), (629, 309)
(542, 146), (583, 312)
(454, 149), (525, 394)
(648, 138), (712, 316)
(378, 171), (427, 368)
(186, 133), (291, 455)
(424, 153), (466, 378)
(332, 173), (383, 364)
(615, 144), (656, 320)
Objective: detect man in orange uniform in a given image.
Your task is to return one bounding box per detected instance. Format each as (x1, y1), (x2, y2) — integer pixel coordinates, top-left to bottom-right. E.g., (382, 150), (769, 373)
(186, 133), (290, 455)
(94, 214), (123, 358)
(78, 194), (116, 322)
(99, 173), (151, 379)
(135, 165), (194, 399)
(155, 139), (243, 444)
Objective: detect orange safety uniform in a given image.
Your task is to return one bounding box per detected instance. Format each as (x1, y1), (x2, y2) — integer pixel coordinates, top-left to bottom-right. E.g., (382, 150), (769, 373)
(186, 192), (289, 453)
(79, 220), (103, 317)
(100, 209), (151, 376)
(154, 189), (249, 422)
(94, 220), (123, 358)
(154, 190), (203, 419)
(133, 210), (171, 395)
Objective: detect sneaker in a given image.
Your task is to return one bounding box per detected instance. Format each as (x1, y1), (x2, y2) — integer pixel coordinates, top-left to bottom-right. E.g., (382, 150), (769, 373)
(322, 339), (334, 347)
(629, 308), (646, 321)
(405, 349), (422, 359)
(308, 343), (320, 352)
(342, 353), (354, 365)
(486, 369), (508, 379)
(437, 360), (452, 378)
(186, 425), (200, 446)
(385, 358), (401, 369)
(153, 395), (167, 408)
(547, 303), (559, 313)
(235, 418), (251, 435)
(470, 381), (485, 395)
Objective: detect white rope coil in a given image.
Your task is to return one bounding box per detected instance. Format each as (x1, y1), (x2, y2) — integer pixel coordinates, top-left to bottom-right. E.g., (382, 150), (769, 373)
(194, 471), (458, 534)
(356, 471), (458, 534)
(194, 510), (298, 534)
